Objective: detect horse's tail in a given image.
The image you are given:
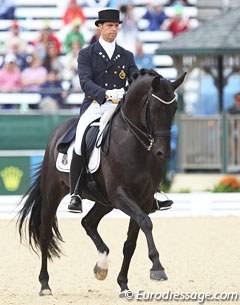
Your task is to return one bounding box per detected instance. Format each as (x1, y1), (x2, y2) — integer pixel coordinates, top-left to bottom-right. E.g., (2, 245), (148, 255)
(17, 164), (63, 259)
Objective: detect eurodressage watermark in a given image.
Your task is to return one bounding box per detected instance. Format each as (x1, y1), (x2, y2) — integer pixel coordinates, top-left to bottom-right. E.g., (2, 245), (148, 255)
(125, 289), (240, 303)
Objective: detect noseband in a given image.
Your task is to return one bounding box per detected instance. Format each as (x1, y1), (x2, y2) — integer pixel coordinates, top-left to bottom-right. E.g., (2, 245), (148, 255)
(152, 92), (177, 104)
(121, 92), (176, 151)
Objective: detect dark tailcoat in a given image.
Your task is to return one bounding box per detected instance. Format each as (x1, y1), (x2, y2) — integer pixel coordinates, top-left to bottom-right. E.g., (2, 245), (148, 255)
(77, 40), (138, 113)
(58, 41), (137, 153)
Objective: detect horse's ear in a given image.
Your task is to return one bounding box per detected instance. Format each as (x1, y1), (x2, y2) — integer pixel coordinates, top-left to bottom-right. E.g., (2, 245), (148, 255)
(172, 72), (187, 90)
(151, 76), (161, 91)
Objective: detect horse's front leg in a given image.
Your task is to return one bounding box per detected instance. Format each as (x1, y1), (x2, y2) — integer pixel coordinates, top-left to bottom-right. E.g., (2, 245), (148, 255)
(115, 187), (168, 283)
(81, 203), (113, 280)
(117, 218), (140, 298)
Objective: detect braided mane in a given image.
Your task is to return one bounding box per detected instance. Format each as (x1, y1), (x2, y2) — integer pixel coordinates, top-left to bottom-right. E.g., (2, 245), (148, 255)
(127, 68), (163, 89)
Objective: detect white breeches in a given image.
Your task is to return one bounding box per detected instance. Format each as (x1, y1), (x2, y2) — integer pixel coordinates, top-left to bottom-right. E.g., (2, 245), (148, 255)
(74, 101), (117, 155)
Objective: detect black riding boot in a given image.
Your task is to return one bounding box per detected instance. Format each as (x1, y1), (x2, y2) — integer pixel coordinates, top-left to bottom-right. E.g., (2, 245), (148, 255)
(68, 151), (84, 213)
(151, 191), (173, 213)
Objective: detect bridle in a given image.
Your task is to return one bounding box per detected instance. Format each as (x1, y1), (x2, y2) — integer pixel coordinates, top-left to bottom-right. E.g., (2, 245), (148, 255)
(121, 92), (177, 151)
(152, 92), (177, 104)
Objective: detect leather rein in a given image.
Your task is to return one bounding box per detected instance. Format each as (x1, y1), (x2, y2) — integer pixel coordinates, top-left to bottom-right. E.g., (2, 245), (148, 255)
(121, 92), (177, 151)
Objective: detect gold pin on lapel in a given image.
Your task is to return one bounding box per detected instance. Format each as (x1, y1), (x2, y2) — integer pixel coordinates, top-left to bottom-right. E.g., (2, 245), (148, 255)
(119, 70), (126, 79)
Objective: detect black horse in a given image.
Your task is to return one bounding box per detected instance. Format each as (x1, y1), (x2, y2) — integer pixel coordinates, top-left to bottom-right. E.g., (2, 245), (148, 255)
(18, 68), (186, 297)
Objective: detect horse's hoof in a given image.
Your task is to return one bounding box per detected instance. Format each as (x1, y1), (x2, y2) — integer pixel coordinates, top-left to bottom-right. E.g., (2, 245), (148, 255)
(150, 269), (168, 281)
(119, 289), (134, 300)
(93, 263), (108, 281)
(39, 288), (52, 296)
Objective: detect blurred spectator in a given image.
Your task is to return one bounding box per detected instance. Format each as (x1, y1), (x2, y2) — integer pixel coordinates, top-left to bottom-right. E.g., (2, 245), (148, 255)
(43, 22), (61, 54)
(62, 40), (82, 91)
(118, 3), (138, 53)
(3, 20), (28, 55)
(0, 53), (22, 109)
(142, 1), (168, 31)
(0, 54), (22, 91)
(31, 29), (49, 60)
(228, 92), (240, 114)
(134, 40), (153, 69)
(32, 23), (61, 60)
(43, 42), (64, 78)
(62, 0), (86, 25)
(40, 69), (67, 113)
(162, 4), (191, 36)
(63, 18), (85, 53)
(89, 28), (101, 45)
(0, 0), (15, 19)
(6, 40), (28, 70)
(21, 55), (47, 92)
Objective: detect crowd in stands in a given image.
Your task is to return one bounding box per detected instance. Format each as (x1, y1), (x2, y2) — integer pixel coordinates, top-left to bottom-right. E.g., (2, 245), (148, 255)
(0, 0), (196, 111)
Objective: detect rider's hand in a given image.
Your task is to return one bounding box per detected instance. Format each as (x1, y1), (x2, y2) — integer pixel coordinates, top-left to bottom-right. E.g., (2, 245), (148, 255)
(116, 88), (125, 100)
(105, 89), (118, 101)
(105, 88), (125, 101)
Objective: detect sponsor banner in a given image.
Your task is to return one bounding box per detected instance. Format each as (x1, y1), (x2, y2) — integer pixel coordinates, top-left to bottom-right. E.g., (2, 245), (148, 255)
(0, 155), (44, 195)
(0, 157), (30, 195)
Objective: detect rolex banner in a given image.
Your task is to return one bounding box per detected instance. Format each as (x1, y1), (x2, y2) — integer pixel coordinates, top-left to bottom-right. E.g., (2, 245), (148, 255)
(0, 157), (30, 195)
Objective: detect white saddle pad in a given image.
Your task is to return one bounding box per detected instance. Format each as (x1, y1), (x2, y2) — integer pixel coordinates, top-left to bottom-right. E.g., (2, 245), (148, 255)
(56, 139), (101, 174)
(56, 108), (115, 174)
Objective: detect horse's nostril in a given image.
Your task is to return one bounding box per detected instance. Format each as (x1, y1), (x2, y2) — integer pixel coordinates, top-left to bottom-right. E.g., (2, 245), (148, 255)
(156, 150), (163, 157)
(156, 150), (171, 159)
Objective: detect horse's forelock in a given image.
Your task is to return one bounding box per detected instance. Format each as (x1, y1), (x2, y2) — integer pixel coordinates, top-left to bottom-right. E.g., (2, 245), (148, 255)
(129, 68), (160, 87)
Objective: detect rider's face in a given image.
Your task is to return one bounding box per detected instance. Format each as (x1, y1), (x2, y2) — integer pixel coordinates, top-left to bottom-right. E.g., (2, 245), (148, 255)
(98, 22), (120, 42)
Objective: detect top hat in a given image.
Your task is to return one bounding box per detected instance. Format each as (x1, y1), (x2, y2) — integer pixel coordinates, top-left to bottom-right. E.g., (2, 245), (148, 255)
(95, 9), (123, 26)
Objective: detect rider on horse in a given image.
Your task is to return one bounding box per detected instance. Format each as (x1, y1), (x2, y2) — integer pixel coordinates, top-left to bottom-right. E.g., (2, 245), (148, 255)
(68, 9), (173, 213)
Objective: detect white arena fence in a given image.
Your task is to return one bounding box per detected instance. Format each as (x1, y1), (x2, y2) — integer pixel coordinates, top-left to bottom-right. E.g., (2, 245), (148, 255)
(1, 192), (240, 219)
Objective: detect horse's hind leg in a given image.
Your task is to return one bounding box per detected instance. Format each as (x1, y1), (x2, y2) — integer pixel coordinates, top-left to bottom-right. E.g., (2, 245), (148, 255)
(39, 175), (68, 296)
(117, 218), (140, 297)
(81, 203), (113, 280)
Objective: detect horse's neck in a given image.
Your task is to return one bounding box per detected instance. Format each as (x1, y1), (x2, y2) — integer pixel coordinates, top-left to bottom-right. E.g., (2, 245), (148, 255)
(123, 87), (148, 125)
